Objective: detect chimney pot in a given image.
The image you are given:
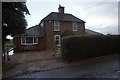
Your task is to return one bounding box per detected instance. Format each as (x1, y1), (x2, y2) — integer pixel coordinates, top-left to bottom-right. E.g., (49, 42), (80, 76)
(58, 5), (64, 14)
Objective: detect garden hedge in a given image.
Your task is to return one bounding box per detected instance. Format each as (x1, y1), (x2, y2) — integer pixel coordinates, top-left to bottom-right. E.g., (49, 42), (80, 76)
(61, 35), (120, 61)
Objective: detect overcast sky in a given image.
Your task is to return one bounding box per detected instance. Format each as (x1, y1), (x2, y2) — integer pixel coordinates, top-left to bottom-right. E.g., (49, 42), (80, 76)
(25, 0), (119, 35)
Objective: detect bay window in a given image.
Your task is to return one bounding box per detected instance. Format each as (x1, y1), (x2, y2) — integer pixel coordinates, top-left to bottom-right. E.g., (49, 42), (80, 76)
(21, 36), (38, 45)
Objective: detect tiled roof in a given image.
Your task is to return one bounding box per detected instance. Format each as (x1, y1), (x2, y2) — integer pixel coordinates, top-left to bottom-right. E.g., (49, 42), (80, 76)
(26, 26), (102, 36)
(25, 11), (102, 37)
(26, 25), (44, 37)
(85, 29), (103, 35)
(42, 12), (85, 23)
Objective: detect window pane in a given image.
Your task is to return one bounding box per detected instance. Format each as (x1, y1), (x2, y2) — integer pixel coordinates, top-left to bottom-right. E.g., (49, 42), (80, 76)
(54, 21), (59, 26)
(26, 37), (33, 44)
(73, 22), (77, 31)
(22, 37), (26, 43)
(54, 21), (60, 31)
(55, 40), (59, 44)
(33, 37), (37, 43)
(73, 26), (77, 30)
(54, 26), (60, 31)
(56, 36), (59, 39)
(54, 35), (60, 45)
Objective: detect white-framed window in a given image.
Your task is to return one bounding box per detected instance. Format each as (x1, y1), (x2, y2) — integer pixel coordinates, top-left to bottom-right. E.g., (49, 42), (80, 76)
(72, 22), (77, 31)
(21, 36), (38, 45)
(54, 35), (61, 46)
(54, 21), (60, 31)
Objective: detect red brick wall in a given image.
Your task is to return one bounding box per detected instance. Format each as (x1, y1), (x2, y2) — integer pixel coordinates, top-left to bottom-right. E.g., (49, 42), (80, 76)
(44, 20), (85, 50)
(44, 21), (55, 50)
(13, 20), (85, 52)
(36, 37), (46, 51)
(13, 36), (46, 53)
(60, 21), (85, 35)
(13, 36), (23, 53)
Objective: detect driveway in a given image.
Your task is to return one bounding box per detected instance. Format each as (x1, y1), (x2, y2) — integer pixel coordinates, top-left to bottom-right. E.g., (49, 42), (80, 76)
(7, 50), (56, 64)
(13, 54), (119, 78)
(3, 53), (119, 78)
(3, 50), (56, 78)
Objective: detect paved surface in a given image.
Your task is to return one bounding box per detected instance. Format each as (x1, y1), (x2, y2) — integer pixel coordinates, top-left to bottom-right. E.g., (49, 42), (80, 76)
(3, 50), (58, 78)
(12, 54), (119, 78)
(8, 50), (56, 64)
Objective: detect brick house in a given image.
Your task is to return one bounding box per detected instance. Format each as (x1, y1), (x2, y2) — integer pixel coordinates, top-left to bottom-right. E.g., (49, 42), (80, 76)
(13, 5), (102, 53)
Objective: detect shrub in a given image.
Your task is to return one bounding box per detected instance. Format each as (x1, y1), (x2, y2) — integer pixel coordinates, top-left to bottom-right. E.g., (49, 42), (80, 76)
(5, 44), (16, 51)
(61, 35), (120, 61)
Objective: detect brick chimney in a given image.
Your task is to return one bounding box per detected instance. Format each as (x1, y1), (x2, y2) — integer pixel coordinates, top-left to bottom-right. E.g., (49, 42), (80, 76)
(58, 5), (64, 14)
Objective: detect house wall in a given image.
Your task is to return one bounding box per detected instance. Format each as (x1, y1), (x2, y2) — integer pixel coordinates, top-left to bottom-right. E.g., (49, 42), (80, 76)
(60, 21), (85, 35)
(13, 20), (85, 52)
(36, 37), (46, 51)
(13, 36), (46, 53)
(44, 20), (85, 50)
(13, 37), (23, 53)
(44, 21), (56, 51)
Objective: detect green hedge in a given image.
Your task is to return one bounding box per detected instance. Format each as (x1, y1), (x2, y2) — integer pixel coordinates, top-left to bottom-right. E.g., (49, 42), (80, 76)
(5, 44), (16, 52)
(61, 35), (120, 61)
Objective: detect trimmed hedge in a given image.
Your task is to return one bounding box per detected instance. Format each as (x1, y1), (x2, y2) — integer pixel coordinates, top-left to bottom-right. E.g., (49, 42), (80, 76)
(61, 35), (120, 61)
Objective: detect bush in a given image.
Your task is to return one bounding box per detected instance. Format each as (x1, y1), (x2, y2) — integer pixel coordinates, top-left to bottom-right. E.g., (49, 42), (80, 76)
(5, 44), (16, 51)
(61, 35), (120, 61)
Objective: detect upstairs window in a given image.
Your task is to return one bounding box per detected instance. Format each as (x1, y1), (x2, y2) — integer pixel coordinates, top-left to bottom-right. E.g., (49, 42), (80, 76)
(54, 35), (61, 46)
(54, 21), (60, 31)
(21, 36), (38, 45)
(72, 22), (77, 31)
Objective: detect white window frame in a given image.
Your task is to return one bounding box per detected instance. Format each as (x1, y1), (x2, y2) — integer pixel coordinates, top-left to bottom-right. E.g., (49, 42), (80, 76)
(54, 35), (61, 46)
(54, 21), (60, 31)
(21, 36), (38, 45)
(72, 22), (78, 31)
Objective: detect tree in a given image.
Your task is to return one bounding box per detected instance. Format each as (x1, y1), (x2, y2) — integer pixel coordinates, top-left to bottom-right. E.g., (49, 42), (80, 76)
(2, 2), (30, 65)
(2, 2), (30, 37)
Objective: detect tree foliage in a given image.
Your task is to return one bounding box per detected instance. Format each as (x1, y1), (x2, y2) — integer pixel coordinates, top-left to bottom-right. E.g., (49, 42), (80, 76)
(2, 2), (30, 37)
(2, 2), (30, 64)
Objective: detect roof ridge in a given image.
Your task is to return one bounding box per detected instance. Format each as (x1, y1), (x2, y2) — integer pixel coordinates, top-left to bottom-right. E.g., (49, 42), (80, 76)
(26, 25), (39, 30)
(51, 12), (74, 15)
(42, 12), (85, 22)
(85, 28), (103, 35)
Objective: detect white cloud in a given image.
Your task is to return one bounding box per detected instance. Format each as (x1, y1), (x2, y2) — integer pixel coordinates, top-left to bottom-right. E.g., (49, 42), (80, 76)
(73, 6), (85, 15)
(86, 16), (118, 27)
(71, 2), (118, 34)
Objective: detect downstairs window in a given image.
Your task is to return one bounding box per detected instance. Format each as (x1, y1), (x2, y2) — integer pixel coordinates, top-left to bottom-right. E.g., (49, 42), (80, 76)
(21, 36), (38, 45)
(54, 35), (61, 46)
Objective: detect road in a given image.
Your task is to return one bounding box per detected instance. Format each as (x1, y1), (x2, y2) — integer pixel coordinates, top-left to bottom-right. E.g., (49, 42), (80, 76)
(14, 55), (119, 78)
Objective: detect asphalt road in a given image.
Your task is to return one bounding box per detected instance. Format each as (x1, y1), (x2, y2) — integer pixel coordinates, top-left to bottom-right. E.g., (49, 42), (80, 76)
(14, 55), (119, 78)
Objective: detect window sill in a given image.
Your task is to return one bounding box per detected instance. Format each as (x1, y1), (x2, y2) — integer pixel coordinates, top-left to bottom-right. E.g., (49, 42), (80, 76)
(73, 30), (77, 31)
(54, 30), (60, 32)
(21, 43), (38, 45)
